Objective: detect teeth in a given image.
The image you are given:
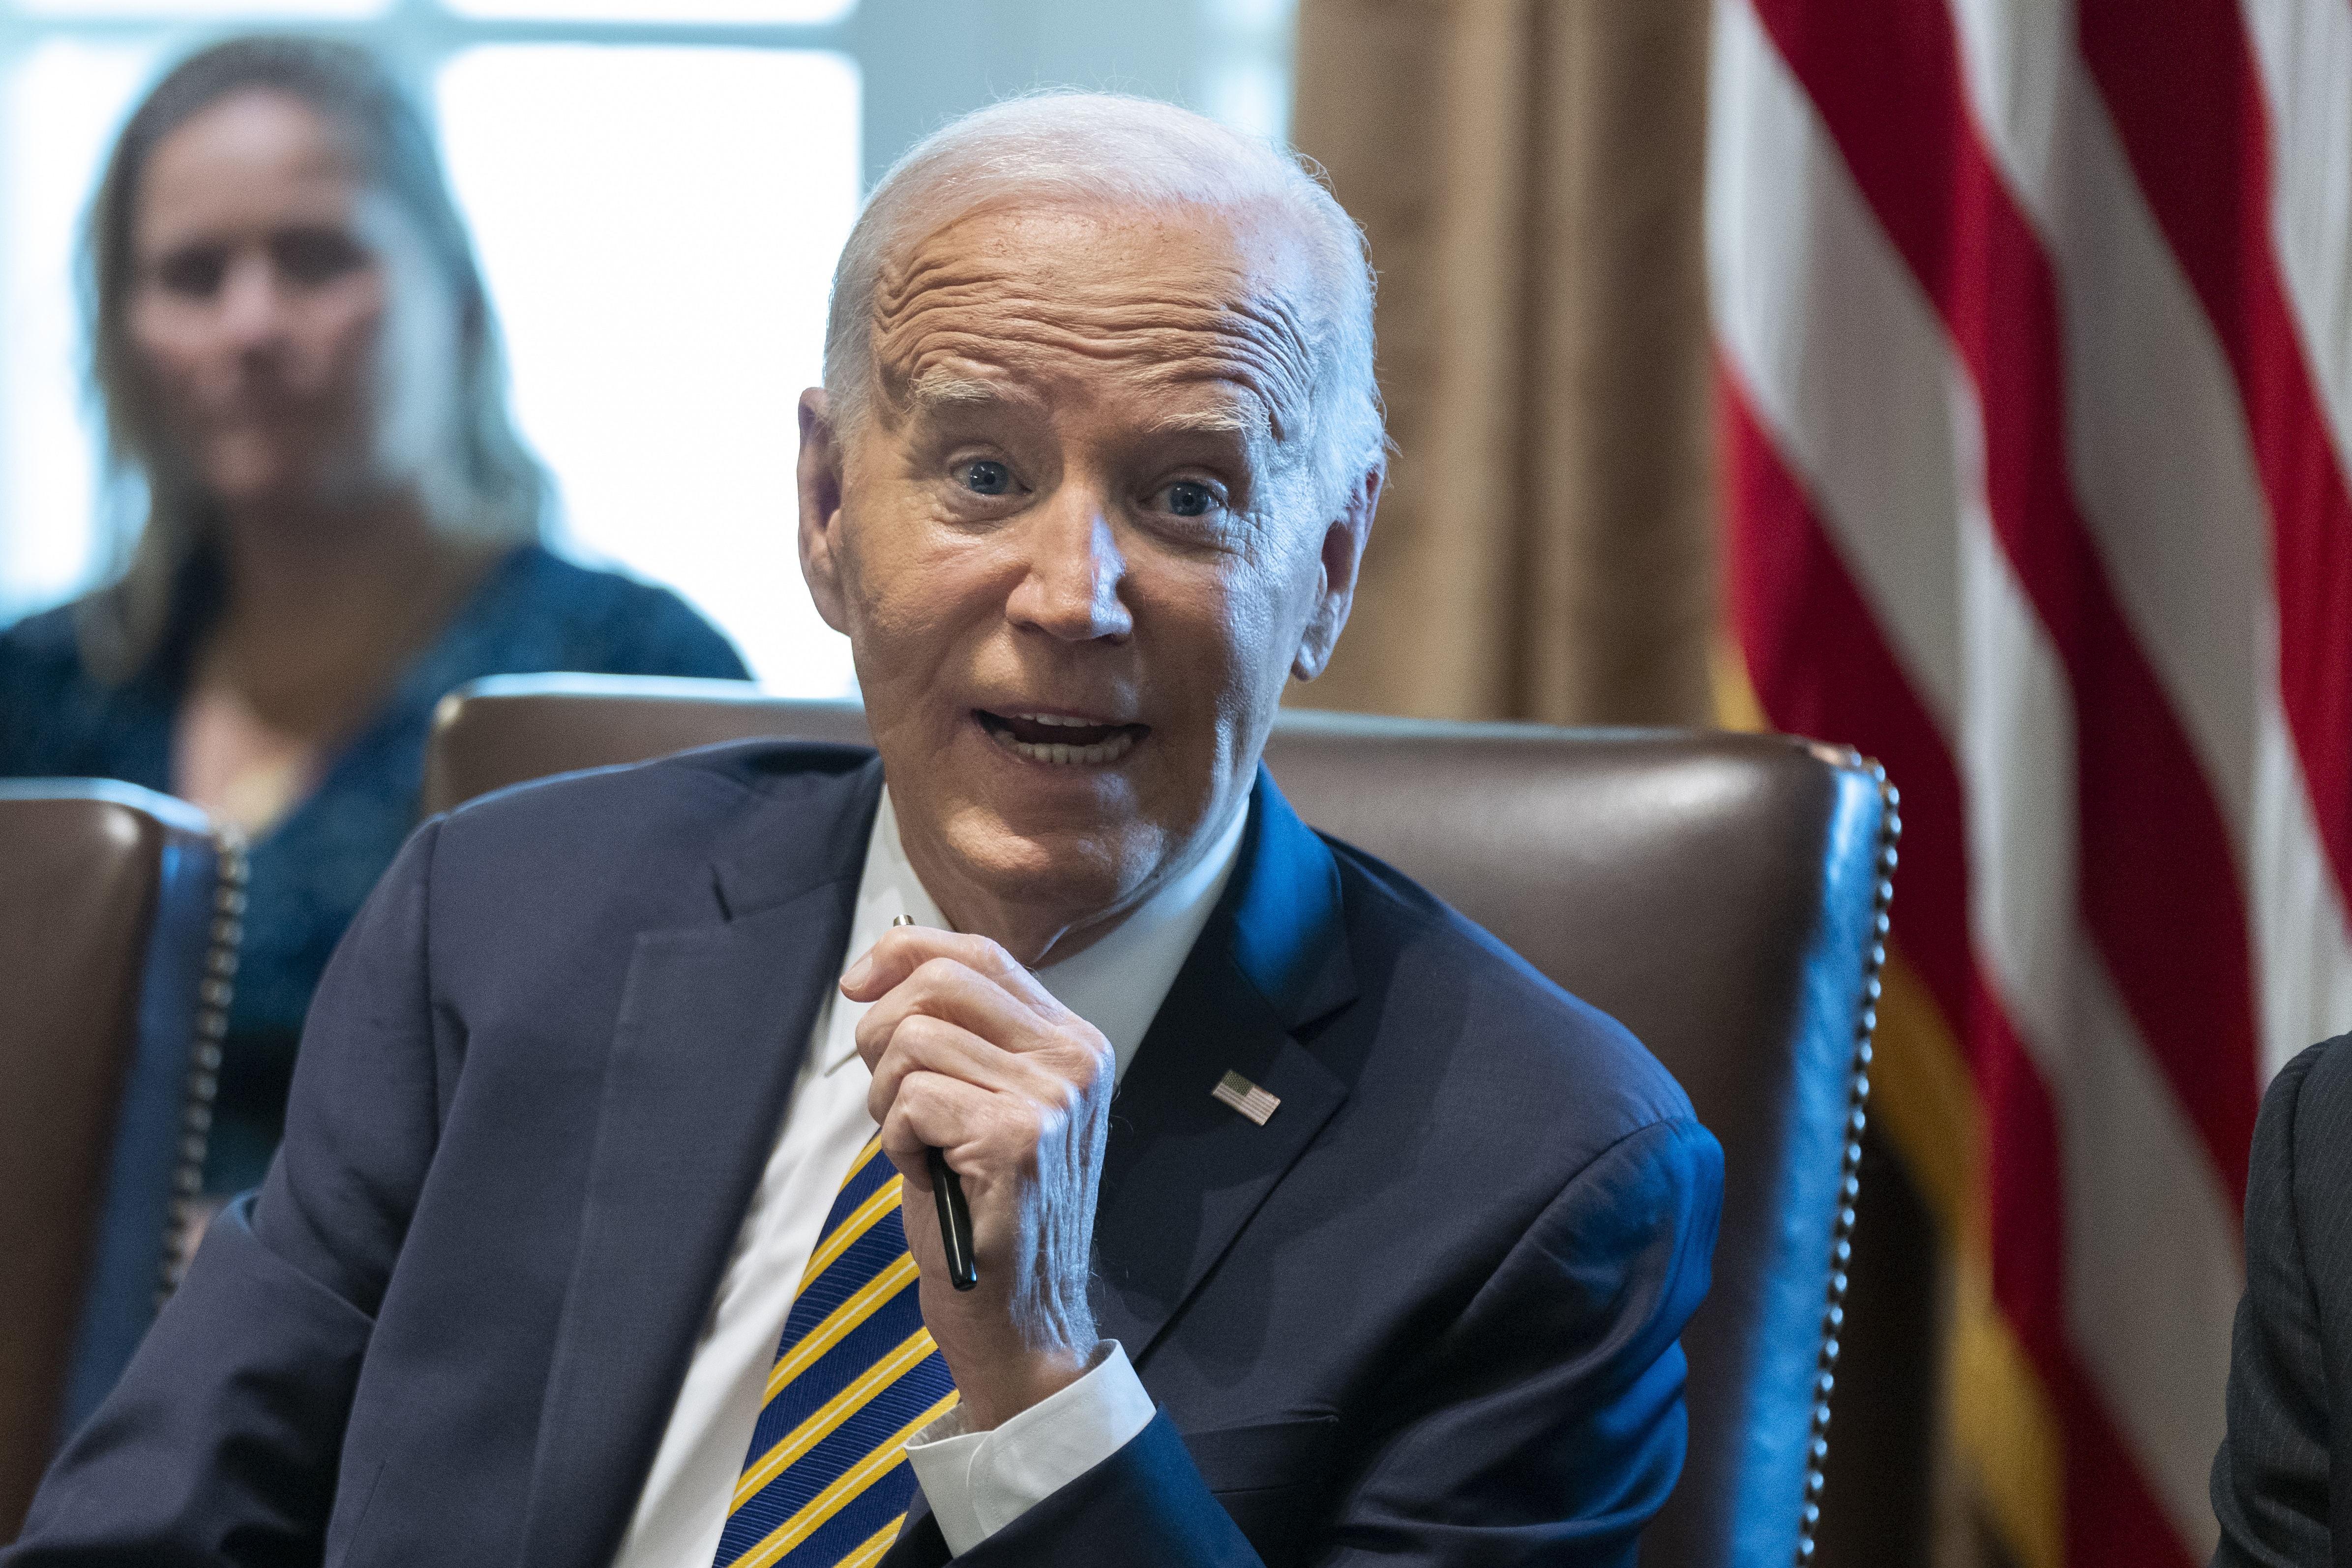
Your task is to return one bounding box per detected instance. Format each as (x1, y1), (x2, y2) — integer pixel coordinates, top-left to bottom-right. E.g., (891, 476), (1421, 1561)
(986, 727), (1138, 766)
(1015, 712), (1112, 728)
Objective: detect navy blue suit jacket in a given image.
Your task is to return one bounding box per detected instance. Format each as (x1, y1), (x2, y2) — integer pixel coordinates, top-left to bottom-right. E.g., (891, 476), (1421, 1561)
(9, 742), (1722, 1568)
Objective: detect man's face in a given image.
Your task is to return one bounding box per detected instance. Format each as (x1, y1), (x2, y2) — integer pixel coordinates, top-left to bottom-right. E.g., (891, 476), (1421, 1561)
(800, 201), (1372, 958)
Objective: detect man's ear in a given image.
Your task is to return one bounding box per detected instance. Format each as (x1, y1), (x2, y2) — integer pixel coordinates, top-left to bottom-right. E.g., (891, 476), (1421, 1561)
(797, 387), (852, 634)
(1291, 463), (1384, 682)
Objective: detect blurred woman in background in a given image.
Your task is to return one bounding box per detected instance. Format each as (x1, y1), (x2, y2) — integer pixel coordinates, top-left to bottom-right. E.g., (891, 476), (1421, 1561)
(0, 36), (750, 1193)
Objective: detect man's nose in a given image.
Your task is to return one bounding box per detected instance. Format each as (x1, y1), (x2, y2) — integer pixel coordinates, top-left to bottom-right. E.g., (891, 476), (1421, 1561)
(1006, 490), (1134, 644)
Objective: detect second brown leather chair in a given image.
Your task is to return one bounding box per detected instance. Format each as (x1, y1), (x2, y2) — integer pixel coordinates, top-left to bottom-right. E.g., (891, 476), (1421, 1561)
(0, 781), (244, 1541)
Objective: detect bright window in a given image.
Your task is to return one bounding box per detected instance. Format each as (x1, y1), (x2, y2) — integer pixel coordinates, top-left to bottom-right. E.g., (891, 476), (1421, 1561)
(439, 44), (861, 691)
(444, 0), (851, 22)
(0, 0), (1294, 695)
(0, 37), (160, 625)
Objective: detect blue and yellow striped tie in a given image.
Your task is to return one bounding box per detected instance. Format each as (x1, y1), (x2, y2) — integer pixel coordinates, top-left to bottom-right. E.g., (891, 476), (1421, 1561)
(714, 1135), (960, 1568)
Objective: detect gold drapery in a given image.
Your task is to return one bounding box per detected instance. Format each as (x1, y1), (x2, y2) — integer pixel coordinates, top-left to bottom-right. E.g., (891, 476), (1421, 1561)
(1288, 0), (1716, 727)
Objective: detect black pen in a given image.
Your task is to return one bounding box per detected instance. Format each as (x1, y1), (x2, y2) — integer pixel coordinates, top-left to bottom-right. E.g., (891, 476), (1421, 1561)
(892, 915), (980, 1291)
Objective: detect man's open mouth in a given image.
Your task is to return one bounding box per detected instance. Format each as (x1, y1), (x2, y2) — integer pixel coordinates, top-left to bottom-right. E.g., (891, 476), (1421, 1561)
(974, 710), (1148, 765)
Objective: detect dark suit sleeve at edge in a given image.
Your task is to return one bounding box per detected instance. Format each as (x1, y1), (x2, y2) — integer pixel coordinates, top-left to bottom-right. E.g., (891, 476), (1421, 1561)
(886, 1115), (1724, 1568)
(4, 821), (450, 1566)
(2210, 1039), (2335, 1568)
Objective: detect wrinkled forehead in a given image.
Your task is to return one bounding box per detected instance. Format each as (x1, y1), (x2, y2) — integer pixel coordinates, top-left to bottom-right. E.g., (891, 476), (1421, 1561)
(867, 200), (1322, 443)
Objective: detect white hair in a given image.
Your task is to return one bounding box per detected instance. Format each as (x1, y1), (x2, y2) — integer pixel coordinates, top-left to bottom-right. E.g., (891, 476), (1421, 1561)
(823, 91), (1385, 511)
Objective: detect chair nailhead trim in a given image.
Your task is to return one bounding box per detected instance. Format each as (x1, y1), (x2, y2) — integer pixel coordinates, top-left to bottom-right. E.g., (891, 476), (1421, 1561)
(1793, 755), (1901, 1568)
(156, 831), (249, 1307)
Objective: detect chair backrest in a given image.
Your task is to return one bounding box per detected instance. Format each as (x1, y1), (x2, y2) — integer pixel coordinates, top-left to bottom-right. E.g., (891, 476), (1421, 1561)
(0, 781), (243, 1540)
(425, 674), (1901, 1568)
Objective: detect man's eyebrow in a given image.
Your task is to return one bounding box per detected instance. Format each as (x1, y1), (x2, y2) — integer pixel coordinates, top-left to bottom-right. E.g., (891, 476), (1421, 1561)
(907, 371), (1004, 411)
(1147, 406), (1266, 439)
(905, 373), (1270, 441)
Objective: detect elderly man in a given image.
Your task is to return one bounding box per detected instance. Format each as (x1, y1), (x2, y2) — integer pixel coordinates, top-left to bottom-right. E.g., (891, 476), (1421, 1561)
(8, 95), (1720, 1568)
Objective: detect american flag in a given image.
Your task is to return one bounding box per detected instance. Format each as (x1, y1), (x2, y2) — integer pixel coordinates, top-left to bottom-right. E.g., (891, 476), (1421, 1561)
(1708, 0), (2352, 1564)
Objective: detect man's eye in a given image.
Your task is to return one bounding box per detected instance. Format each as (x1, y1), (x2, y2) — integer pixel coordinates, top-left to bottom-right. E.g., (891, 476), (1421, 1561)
(961, 460), (1013, 496)
(1163, 481), (1218, 518)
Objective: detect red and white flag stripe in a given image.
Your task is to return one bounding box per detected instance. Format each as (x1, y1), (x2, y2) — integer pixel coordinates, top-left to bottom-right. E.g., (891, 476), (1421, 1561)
(1710, 0), (2352, 1563)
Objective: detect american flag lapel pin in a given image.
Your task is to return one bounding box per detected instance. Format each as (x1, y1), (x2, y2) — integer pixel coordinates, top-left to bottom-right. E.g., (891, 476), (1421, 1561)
(1211, 1069), (1281, 1125)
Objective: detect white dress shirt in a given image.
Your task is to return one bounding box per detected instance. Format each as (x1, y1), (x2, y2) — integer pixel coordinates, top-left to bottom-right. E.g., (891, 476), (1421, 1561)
(613, 787), (1250, 1566)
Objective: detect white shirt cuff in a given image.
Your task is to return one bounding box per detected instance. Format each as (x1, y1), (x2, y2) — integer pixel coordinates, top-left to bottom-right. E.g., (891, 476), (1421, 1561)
(903, 1341), (1155, 1557)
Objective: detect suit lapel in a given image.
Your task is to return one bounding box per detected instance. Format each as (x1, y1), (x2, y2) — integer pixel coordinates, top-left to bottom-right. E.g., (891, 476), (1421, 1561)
(517, 755), (883, 1568)
(1091, 770), (1357, 1362)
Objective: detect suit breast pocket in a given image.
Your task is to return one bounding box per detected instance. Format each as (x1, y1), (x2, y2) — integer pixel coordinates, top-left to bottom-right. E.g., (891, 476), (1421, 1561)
(1184, 1415), (1342, 1568)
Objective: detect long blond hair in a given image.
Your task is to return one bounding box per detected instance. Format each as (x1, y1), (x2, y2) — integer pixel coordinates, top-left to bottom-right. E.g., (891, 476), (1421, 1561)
(74, 34), (543, 683)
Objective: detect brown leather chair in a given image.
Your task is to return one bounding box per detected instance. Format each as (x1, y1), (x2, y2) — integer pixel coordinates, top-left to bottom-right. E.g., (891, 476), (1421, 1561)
(0, 781), (245, 1540)
(424, 674), (1905, 1568)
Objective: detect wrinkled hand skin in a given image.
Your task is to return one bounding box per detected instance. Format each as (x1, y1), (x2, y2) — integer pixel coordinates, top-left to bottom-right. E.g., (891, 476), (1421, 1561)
(845, 924), (1113, 1431)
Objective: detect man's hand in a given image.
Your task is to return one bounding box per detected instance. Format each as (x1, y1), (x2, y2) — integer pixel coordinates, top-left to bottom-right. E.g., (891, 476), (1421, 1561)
(843, 926), (1114, 1431)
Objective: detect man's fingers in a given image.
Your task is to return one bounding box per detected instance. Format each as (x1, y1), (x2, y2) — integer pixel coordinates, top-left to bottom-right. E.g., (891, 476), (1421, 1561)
(877, 1068), (997, 1163)
(841, 926), (1058, 1012)
(852, 953), (1066, 1074)
(878, 1068), (1075, 1231)
(863, 1013), (1040, 1129)
(843, 925), (1113, 1325)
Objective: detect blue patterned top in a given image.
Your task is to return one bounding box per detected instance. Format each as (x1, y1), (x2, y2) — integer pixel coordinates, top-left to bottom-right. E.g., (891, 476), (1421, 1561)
(0, 544), (750, 1190)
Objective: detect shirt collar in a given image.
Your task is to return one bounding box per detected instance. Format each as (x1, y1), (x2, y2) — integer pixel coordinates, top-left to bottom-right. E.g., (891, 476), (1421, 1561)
(819, 785), (1252, 1085)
